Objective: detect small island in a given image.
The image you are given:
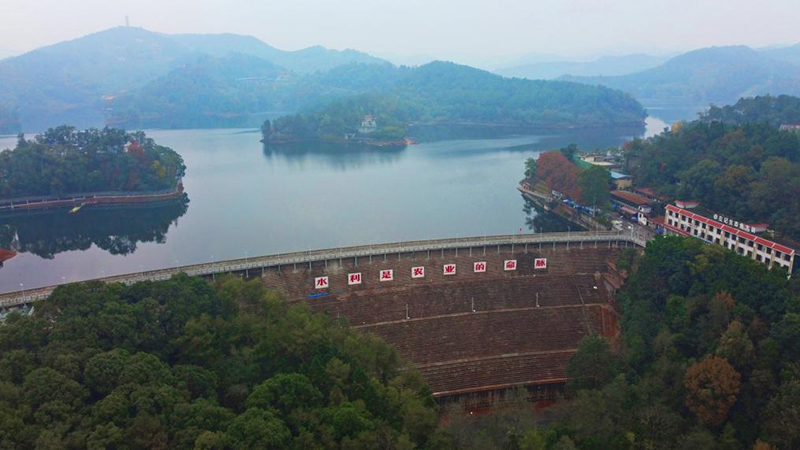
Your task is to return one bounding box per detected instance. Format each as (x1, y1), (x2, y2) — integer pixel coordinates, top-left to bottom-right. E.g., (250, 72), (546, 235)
(0, 126), (186, 212)
(262, 61), (647, 145)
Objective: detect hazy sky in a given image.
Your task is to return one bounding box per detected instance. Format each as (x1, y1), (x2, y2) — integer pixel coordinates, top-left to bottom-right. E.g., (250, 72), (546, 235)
(2, 0), (799, 64)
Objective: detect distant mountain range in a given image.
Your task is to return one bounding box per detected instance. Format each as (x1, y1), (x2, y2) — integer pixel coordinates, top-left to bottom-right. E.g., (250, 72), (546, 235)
(0, 26), (386, 133)
(559, 46), (800, 106)
(496, 54), (671, 80)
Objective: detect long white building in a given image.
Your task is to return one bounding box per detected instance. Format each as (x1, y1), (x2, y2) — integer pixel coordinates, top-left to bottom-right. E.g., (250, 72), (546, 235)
(664, 203), (795, 273)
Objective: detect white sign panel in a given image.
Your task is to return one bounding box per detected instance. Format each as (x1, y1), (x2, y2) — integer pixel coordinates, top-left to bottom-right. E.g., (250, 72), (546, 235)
(473, 261), (487, 273)
(348, 273), (362, 285)
(380, 269), (393, 282)
(314, 276), (329, 289)
(504, 260), (517, 271)
(534, 258), (547, 269)
(411, 266), (425, 278)
(443, 263), (457, 276)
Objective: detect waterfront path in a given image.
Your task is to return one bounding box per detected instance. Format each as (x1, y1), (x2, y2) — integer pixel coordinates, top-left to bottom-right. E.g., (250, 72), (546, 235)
(1, 230), (648, 308)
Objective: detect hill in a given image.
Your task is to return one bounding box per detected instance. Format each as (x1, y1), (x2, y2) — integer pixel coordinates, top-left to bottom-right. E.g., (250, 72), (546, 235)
(0, 27), (192, 131)
(564, 46), (800, 105)
(496, 53), (669, 80)
(171, 33), (385, 73)
(0, 27), (388, 132)
(702, 95), (800, 127)
(625, 116), (800, 239)
(108, 53), (290, 129)
(265, 61), (647, 143)
(760, 42), (800, 66)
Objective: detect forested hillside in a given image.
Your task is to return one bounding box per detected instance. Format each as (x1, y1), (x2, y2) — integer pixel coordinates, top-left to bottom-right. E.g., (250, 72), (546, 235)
(564, 46), (800, 105)
(109, 54), (289, 129)
(0, 275), (439, 449)
(265, 61), (647, 142)
(702, 95), (800, 127)
(625, 119), (800, 240)
(0, 127), (185, 198)
(0, 27), (388, 132)
(558, 237), (800, 449)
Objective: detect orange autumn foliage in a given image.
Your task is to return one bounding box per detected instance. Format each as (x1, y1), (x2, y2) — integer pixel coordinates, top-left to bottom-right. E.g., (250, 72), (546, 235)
(536, 151), (582, 199)
(684, 355), (741, 426)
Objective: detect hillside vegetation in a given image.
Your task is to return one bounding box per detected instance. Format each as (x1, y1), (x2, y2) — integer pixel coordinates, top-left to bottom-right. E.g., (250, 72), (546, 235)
(564, 46), (800, 105)
(625, 116), (800, 239)
(0, 27), (387, 132)
(265, 62), (647, 142)
(0, 275), (438, 449)
(0, 127), (185, 198)
(702, 95), (800, 127)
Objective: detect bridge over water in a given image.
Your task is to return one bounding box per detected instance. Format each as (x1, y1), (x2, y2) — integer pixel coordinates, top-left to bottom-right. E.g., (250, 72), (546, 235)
(1, 230), (649, 308)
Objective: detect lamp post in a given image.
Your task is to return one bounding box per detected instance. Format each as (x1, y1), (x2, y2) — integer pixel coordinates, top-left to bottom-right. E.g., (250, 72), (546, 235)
(210, 255), (215, 281)
(567, 225), (571, 250)
(19, 283), (25, 299)
(244, 251), (249, 278)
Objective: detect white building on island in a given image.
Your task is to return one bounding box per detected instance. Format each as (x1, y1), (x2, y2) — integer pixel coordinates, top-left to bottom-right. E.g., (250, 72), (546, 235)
(359, 114), (377, 134)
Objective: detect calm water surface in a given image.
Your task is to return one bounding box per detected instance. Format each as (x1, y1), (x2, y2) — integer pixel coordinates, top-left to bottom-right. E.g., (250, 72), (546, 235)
(0, 108), (689, 292)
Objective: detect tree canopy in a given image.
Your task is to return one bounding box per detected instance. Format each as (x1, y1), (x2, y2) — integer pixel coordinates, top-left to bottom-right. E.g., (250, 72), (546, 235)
(265, 61), (646, 142)
(0, 275), (439, 449)
(625, 118), (800, 239)
(0, 126), (185, 199)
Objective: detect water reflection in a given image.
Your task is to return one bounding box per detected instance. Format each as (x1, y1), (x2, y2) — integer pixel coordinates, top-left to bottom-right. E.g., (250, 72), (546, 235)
(522, 197), (586, 233)
(0, 195), (189, 259)
(262, 141), (407, 170)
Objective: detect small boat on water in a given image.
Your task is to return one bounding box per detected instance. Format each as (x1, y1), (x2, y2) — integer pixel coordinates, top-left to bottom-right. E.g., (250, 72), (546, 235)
(69, 203), (85, 214)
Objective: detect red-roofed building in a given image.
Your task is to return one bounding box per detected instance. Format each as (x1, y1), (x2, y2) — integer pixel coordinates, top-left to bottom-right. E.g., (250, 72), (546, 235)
(611, 190), (653, 215)
(664, 203), (795, 275)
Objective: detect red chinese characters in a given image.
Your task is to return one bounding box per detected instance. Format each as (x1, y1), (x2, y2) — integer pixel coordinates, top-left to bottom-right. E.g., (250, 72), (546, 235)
(380, 269), (393, 281)
(443, 263), (456, 275)
(534, 258), (548, 269)
(314, 276), (329, 289)
(504, 260), (517, 271)
(412, 266), (425, 279)
(348, 273), (362, 285)
(473, 261), (487, 273)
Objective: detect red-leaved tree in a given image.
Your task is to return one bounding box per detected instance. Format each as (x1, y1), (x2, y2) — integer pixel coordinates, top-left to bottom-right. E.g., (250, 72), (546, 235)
(536, 151), (582, 199)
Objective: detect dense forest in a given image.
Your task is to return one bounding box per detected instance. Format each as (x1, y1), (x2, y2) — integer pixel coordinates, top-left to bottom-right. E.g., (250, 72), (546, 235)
(264, 61), (647, 142)
(702, 95), (800, 127)
(0, 126), (185, 198)
(431, 237), (800, 449)
(561, 236), (800, 449)
(3, 237), (797, 449)
(625, 119), (800, 239)
(0, 275), (440, 449)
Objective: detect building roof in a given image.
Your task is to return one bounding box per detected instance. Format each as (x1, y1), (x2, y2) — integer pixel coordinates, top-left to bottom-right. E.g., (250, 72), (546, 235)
(666, 204), (794, 255)
(610, 171), (632, 179)
(611, 190), (651, 206)
(635, 187), (668, 201)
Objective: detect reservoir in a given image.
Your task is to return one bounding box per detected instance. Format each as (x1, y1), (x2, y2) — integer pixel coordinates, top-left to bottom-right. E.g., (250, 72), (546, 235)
(0, 108), (700, 292)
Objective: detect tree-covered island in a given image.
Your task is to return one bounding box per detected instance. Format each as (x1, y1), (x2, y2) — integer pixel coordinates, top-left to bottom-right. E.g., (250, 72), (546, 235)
(262, 61), (647, 145)
(0, 126), (185, 199)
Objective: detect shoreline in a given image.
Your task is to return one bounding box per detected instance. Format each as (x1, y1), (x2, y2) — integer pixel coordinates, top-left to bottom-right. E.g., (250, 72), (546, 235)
(0, 184), (185, 214)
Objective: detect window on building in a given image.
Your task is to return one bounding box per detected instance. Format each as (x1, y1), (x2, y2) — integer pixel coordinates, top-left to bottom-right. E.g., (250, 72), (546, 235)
(757, 254), (763, 262)
(757, 244), (763, 251)
(785, 254), (791, 261)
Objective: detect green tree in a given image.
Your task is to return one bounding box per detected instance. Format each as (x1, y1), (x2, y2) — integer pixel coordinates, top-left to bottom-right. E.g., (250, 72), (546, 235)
(578, 165), (611, 207)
